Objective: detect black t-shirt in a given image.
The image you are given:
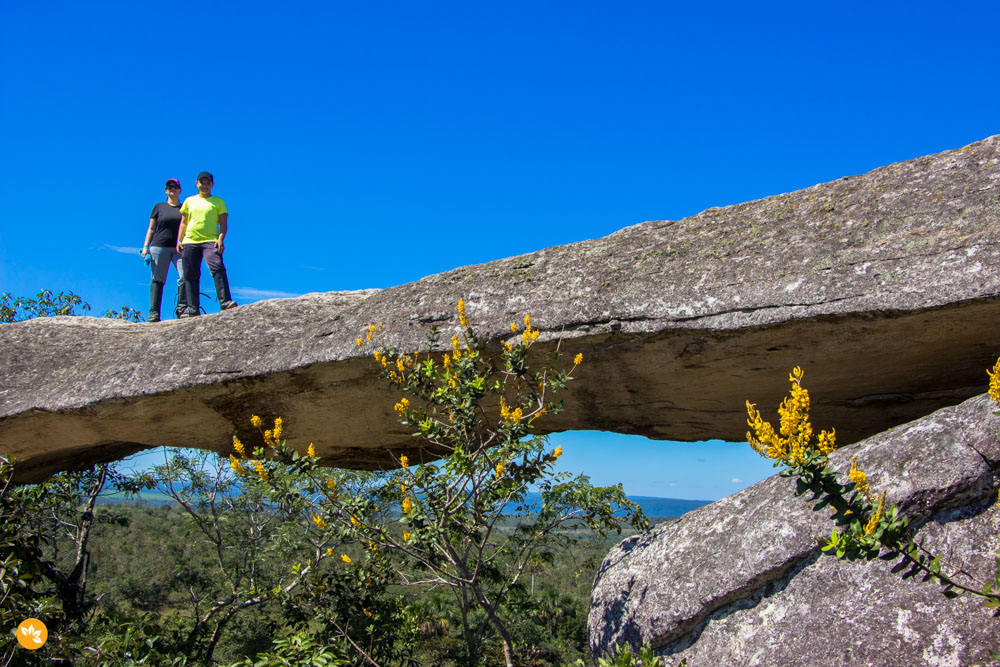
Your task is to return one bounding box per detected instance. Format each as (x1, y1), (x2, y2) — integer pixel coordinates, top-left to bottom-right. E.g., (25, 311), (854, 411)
(149, 202), (182, 247)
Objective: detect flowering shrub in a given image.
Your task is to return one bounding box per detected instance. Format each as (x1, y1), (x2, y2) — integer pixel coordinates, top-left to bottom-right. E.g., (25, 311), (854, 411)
(746, 366), (1000, 609)
(243, 300), (647, 667)
(226, 419), (416, 667)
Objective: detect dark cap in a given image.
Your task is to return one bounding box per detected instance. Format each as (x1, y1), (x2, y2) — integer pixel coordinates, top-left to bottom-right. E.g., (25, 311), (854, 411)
(165, 178), (181, 189)
(196, 171), (214, 182)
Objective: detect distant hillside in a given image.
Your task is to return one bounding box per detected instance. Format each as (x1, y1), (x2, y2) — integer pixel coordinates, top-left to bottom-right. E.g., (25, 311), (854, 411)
(100, 490), (712, 518)
(626, 496), (710, 518)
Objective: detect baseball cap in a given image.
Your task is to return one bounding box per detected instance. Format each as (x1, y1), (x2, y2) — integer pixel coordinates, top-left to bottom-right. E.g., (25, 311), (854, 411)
(196, 171), (214, 182)
(165, 178), (181, 188)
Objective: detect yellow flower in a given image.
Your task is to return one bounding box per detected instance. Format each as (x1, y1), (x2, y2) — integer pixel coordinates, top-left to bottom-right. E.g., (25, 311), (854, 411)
(849, 456), (872, 500)
(394, 398), (410, 417)
(989, 357), (1000, 404)
(524, 315), (531, 328)
(341, 554), (352, 564)
(232, 435), (245, 457)
(229, 454), (246, 475)
(553, 446), (563, 459)
(531, 330), (539, 342)
(397, 357), (406, 372)
(451, 334), (461, 357)
(357, 337), (363, 347)
(443, 354), (451, 369)
(254, 460), (269, 480)
(307, 442), (316, 458)
(250, 415), (262, 429)
(400, 483), (407, 493)
(573, 353), (583, 365)
(402, 497), (413, 514)
(510, 322), (518, 332)
(351, 515), (361, 528)
(511, 407), (523, 423)
(495, 462), (504, 478)
(264, 430), (274, 447)
(400, 455), (409, 468)
(327, 547), (334, 556)
(816, 429), (836, 455)
(368, 540), (377, 552)
(374, 349), (383, 363)
(863, 491), (887, 535)
(500, 397), (511, 421)
(502, 341), (512, 352)
(403, 531), (412, 541)
(363, 608), (373, 618)
(273, 417), (283, 442)
(312, 514), (327, 529)
(327, 476), (336, 490)
(458, 299), (469, 327)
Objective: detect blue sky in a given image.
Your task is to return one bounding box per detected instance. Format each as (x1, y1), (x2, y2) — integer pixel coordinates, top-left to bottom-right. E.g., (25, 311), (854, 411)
(3, 1), (997, 499)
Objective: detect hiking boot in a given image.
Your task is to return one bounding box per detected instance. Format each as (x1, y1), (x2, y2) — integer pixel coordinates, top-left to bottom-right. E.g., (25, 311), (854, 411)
(179, 312), (196, 319)
(149, 281), (164, 321)
(221, 301), (238, 311)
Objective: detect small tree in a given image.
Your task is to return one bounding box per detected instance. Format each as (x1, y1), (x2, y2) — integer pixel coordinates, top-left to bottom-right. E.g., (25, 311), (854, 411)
(246, 301), (648, 667)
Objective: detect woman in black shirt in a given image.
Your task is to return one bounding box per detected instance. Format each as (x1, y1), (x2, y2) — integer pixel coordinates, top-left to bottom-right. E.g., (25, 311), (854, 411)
(141, 179), (189, 321)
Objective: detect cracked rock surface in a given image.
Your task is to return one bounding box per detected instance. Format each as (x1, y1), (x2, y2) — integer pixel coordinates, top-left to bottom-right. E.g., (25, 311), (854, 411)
(2, 136), (1000, 482)
(588, 393), (1000, 666)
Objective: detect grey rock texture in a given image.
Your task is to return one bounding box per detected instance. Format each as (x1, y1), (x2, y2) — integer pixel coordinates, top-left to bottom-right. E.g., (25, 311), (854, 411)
(2, 136), (1000, 482)
(589, 393), (1000, 666)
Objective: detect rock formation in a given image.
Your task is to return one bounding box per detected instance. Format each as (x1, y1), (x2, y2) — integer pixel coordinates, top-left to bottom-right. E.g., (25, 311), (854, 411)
(2, 136), (1000, 482)
(588, 392), (1000, 666)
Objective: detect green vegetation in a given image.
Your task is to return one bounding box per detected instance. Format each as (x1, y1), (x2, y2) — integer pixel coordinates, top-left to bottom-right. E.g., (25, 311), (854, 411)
(0, 289), (143, 323)
(0, 469), (638, 665)
(1, 293), (652, 665)
(746, 366), (1000, 609)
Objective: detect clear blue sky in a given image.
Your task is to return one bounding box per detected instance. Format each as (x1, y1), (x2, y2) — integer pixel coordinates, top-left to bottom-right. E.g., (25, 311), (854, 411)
(3, 2), (997, 499)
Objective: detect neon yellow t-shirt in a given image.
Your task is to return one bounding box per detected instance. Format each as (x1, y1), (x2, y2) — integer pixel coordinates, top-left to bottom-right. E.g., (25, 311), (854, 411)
(180, 195), (228, 244)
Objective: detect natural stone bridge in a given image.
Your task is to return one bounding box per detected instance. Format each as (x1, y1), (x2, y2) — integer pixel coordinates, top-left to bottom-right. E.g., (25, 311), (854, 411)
(2, 136), (999, 485)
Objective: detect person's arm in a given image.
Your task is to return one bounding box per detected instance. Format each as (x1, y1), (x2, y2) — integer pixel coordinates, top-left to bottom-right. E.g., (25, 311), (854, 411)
(176, 214), (188, 254)
(142, 218), (156, 258)
(215, 212), (228, 254)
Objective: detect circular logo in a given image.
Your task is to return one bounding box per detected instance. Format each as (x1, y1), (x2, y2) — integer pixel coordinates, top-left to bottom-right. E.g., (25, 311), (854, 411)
(16, 618), (47, 650)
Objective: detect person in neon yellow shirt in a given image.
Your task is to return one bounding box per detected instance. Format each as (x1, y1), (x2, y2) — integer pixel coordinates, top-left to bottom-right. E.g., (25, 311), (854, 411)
(176, 171), (237, 316)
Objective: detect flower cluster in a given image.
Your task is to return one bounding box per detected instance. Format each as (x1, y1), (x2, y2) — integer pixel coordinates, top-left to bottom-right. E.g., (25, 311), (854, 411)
(229, 414), (318, 481)
(746, 367), (836, 466)
(357, 300), (583, 449)
(848, 456), (874, 503)
(989, 357), (1000, 404)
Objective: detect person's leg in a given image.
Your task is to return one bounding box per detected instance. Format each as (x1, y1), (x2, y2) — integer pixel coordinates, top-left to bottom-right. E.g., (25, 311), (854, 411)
(180, 244), (204, 316)
(148, 247), (172, 322)
(170, 250), (188, 318)
(203, 245), (237, 310)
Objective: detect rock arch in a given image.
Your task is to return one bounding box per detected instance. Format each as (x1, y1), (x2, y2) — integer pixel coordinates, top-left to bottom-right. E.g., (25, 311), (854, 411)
(2, 136), (999, 487)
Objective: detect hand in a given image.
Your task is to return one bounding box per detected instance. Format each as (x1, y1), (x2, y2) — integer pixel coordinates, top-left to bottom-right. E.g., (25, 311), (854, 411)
(140, 247), (149, 259)
(176, 242), (183, 254)
(215, 238), (225, 254)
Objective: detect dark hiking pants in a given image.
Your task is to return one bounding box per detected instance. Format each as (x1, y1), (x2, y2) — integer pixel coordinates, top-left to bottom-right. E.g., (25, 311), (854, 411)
(181, 242), (234, 315)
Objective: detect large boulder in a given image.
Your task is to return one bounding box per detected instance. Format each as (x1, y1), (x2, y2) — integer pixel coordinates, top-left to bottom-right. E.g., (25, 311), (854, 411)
(2, 136), (1000, 482)
(588, 393), (1000, 665)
